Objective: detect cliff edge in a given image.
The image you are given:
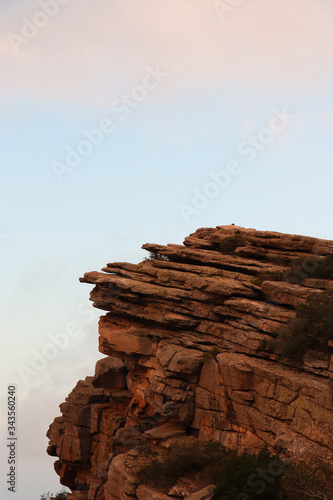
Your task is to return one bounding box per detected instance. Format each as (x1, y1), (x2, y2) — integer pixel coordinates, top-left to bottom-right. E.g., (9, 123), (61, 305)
(47, 225), (333, 500)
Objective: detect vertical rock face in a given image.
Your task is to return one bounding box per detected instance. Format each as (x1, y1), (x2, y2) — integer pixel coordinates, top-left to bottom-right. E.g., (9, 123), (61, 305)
(47, 225), (333, 500)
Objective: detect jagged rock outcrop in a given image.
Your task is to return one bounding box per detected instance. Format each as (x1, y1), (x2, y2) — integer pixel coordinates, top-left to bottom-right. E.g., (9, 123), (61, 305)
(47, 225), (333, 500)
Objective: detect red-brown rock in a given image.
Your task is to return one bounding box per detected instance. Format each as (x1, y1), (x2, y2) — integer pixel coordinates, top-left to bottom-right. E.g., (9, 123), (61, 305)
(47, 226), (333, 499)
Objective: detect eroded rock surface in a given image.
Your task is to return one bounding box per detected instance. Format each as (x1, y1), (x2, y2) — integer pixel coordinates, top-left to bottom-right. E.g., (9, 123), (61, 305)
(47, 225), (333, 499)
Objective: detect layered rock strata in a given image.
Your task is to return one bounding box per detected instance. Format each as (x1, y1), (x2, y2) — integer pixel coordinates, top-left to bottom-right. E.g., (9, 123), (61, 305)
(47, 225), (333, 500)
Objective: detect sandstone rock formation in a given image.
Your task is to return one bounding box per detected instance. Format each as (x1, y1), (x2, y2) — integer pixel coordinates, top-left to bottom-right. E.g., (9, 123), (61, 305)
(47, 225), (333, 500)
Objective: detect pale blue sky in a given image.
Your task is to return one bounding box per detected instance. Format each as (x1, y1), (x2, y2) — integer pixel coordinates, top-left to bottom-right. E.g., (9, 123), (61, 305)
(1, 1), (333, 498)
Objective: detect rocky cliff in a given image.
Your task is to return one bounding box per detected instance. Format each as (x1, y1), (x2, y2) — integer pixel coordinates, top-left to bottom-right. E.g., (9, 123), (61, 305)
(47, 225), (333, 500)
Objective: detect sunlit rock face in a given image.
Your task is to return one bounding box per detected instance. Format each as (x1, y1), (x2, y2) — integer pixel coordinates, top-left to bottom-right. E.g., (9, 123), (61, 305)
(47, 225), (333, 500)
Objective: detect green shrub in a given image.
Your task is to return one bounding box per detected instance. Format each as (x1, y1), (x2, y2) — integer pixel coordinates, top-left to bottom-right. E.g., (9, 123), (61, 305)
(213, 449), (282, 500)
(278, 290), (333, 358)
(218, 234), (246, 254)
(40, 491), (67, 500)
(54, 493), (67, 500)
(145, 251), (169, 261)
(137, 441), (331, 500)
(265, 337), (278, 353)
(283, 256), (319, 284)
(278, 319), (312, 359)
(278, 462), (333, 500)
(202, 346), (221, 361)
(314, 254), (333, 279)
(137, 442), (282, 498)
(284, 255), (333, 283)
(137, 442), (221, 488)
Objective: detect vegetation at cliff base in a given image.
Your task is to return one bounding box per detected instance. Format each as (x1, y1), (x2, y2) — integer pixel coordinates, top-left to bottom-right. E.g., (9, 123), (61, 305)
(213, 448), (282, 500)
(137, 443), (282, 498)
(137, 442), (332, 500)
(137, 441), (222, 489)
(278, 462), (333, 500)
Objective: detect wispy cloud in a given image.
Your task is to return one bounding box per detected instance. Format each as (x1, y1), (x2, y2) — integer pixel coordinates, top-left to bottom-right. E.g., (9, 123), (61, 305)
(1, 0), (333, 105)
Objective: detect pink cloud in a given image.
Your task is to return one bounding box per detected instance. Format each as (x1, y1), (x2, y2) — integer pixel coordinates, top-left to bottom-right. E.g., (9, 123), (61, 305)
(0, 0), (332, 105)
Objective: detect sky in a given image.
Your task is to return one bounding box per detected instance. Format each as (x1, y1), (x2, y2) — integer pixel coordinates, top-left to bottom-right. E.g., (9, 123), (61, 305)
(1, 0), (333, 498)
